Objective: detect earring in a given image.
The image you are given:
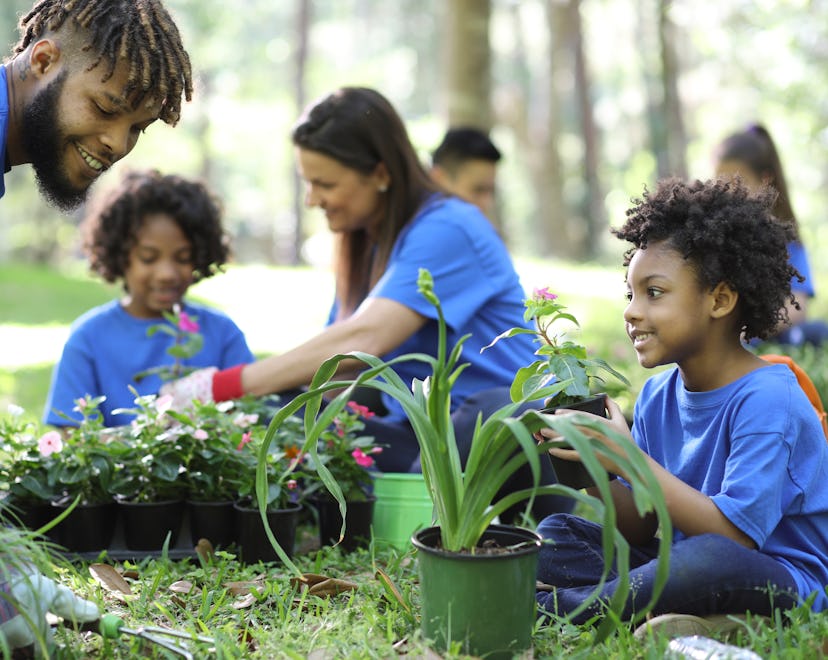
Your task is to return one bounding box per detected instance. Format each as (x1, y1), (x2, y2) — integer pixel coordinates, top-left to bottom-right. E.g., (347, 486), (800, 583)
(378, 184), (388, 193)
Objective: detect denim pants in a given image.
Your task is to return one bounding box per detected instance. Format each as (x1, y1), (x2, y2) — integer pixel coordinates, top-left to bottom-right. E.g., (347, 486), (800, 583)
(535, 513), (799, 625)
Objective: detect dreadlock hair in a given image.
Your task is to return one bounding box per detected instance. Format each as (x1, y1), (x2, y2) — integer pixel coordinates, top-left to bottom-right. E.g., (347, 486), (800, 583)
(83, 169), (230, 287)
(613, 177), (800, 342)
(13, 0), (193, 125)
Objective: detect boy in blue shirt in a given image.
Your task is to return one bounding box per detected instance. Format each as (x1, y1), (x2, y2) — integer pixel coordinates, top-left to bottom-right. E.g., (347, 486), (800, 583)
(535, 178), (828, 631)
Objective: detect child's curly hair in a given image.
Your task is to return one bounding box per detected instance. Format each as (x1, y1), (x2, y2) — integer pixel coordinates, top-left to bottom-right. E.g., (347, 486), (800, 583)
(83, 169), (230, 285)
(613, 177), (800, 341)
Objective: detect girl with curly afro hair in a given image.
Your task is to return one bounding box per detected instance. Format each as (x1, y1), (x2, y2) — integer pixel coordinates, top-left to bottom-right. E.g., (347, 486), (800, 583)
(43, 170), (254, 428)
(535, 177), (828, 634)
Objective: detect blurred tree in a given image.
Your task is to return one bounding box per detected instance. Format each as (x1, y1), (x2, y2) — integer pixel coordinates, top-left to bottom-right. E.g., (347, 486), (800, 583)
(442, 0), (492, 129)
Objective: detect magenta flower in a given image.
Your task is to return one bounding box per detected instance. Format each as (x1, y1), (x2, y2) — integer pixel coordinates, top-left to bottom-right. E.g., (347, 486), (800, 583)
(347, 401), (376, 418)
(287, 479), (298, 490)
(38, 431), (64, 457)
(533, 287), (557, 301)
(351, 448), (374, 468)
(177, 311), (200, 334)
(236, 431), (252, 451)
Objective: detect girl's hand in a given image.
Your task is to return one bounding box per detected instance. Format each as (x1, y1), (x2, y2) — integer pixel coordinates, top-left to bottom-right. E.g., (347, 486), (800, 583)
(536, 397), (636, 478)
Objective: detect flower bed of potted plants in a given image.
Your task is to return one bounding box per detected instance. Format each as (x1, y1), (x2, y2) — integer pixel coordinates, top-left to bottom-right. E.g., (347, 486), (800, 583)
(255, 269), (672, 657)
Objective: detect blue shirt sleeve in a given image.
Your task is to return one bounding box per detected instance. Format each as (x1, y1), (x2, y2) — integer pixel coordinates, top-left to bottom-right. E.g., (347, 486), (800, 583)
(788, 241), (815, 297)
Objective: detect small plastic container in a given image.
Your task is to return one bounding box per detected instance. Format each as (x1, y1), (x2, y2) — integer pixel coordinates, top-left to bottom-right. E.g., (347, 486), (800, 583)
(667, 635), (763, 659)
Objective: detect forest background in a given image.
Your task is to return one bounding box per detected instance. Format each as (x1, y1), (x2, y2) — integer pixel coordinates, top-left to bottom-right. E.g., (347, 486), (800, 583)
(1, 0), (827, 417)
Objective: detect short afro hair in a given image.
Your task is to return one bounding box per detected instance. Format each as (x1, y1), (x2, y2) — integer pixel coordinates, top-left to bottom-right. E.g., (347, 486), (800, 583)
(613, 177), (799, 341)
(83, 169), (230, 286)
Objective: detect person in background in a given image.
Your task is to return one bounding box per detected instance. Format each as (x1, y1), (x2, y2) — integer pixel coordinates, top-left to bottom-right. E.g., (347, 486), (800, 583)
(43, 170), (254, 427)
(430, 126), (502, 219)
(534, 178), (828, 635)
(0, 0), (192, 210)
(161, 86), (572, 521)
(713, 123), (828, 346)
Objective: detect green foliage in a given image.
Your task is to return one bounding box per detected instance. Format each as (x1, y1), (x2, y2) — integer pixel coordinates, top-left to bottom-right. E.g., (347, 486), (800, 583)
(134, 305), (205, 384)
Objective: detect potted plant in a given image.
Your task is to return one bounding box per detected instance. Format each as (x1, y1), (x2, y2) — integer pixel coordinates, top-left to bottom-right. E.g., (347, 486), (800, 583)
(304, 400), (382, 551)
(0, 406), (62, 531)
(233, 424), (305, 564)
(46, 396), (119, 552)
(173, 396), (280, 548)
(108, 391), (189, 551)
(483, 286), (631, 489)
(256, 269), (671, 656)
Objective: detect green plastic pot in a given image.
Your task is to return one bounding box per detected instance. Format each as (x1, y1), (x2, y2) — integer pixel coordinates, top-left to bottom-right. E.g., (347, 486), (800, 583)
(412, 524), (541, 659)
(371, 473), (434, 549)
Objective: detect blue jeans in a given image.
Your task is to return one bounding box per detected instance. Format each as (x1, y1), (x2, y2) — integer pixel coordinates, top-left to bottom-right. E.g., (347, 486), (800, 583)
(364, 386), (574, 522)
(536, 514), (799, 625)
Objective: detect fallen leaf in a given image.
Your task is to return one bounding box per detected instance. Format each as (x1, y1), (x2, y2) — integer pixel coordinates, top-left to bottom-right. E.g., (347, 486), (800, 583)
(223, 580), (264, 596)
(170, 594), (187, 609)
(169, 580), (198, 595)
(290, 573), (358, 598)
(375, 569), (410, 614)
(232, 593), (258, 609)
(195, 538), (214, 563)
(122, 570), (140, 580)
(89, 563), (133, 596)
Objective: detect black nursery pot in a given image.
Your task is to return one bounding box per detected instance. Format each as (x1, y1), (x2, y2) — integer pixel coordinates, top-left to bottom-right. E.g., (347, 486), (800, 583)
(118, 499), (185, 551)
(51, 499), (118, 552)
(187, 500), (236, 548)
(542, 393), (616, 490)
(310, 495), (376, 552)
(234, 501), (302, 564)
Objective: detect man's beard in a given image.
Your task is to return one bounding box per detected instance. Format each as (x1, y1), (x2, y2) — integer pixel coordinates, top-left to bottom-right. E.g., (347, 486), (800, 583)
(21, 71), (90, 212)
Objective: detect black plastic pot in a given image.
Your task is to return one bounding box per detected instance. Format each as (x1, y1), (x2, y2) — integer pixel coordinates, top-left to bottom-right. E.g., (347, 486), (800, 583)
(234, 501), (302, 564)
(542, 393), (616, 490)
(310, 494), (376, 552)
(187, 500), (236, 548)
(51, 499), (118, 552)
(412, 524), (541, 659)
(118, 499), (185, 551)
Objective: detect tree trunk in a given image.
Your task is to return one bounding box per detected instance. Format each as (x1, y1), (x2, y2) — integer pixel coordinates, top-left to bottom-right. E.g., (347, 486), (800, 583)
(659, 0), (687, 179)
(288, 0), (312, 266)
(568, 0), (605, 259)
(443, 0), (492, 129)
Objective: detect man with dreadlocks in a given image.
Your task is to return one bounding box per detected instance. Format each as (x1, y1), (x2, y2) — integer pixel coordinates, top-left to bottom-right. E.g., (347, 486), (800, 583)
(1, 0), (192, 653)
(0, 0), (193, 211)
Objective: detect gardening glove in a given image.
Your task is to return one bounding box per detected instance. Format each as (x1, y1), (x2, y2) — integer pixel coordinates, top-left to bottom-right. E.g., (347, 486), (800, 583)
(160, 364), (246, 411)
(0, 567), (99, 653)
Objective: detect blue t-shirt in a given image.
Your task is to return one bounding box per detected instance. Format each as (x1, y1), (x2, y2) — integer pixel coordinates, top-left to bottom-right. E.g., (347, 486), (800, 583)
(633, 364), (828, 610)
(44, 300), (255, 427)
(788, 241), (814, 297)
(1, 64), (9, 199)
(331, 195), (536, 422)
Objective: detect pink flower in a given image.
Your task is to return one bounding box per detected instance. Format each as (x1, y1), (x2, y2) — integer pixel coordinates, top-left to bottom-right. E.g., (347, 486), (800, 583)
(347, 401), (375, 418)
(233, 413), (259, 428)
(533, 287), (557, 301)
(193, 429), (209, 440)
(177, 311), (200, 334)
(287, 479), (298, 490)
(352, 448), (374, 468)
(38, 431), (63, 457)
(154, 394), (174, 415)
(236, 431), (252, 451)
(75, 397), (87, 411)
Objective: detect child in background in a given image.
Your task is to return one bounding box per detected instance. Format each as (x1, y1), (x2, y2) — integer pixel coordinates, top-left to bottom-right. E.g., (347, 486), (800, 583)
(43, 170), (254, 427)
(535, 178), (828, 633)
(713, 123), (828, 346)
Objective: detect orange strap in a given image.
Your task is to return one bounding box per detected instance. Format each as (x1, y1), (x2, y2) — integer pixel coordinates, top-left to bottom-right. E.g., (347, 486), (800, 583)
(760, 354), (828, 440)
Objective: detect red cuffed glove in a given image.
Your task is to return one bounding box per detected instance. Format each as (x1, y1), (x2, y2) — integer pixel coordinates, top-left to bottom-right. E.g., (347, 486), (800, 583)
(160, 365), (246, 410)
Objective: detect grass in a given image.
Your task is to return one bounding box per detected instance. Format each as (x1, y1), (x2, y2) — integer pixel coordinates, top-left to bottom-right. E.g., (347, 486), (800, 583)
(3, 259), (828, 658)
